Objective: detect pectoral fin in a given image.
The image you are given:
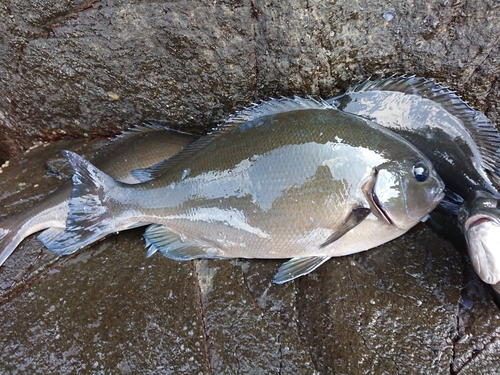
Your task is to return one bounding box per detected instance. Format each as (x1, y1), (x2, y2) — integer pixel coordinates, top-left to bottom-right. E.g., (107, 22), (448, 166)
(273, 256), (331, 284)
(320, 207), (370, 248)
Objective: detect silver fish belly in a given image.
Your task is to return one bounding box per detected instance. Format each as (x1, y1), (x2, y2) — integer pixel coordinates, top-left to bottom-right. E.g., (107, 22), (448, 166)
(0, 125), (196, 266)
(42, 97), (444, 283)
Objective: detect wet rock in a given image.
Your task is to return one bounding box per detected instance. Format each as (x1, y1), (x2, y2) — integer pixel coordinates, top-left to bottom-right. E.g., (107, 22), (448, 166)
(191, 258), (317, 373)
(1, 0), (500, 160)
(1, 228), (208, 373)
(296, 225), (500, 374)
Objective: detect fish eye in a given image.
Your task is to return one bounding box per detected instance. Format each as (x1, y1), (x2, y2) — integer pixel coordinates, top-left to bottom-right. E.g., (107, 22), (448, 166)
(413, 162), (429, 182)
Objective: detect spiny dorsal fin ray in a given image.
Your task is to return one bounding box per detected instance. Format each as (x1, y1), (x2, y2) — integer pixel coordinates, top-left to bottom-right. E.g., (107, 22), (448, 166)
(225, 96), (334, 125)
(130, 97), (336, 180)
(115, 122), (195, 139)
(117, 122), (173, 138)
(345, 76), (500, 177)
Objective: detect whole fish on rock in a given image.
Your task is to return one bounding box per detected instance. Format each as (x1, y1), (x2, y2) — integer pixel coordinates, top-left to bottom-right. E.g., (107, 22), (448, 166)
(327, 76), (500, 290)
(0, 125), (196, 266)
(41, 98), (445, 283)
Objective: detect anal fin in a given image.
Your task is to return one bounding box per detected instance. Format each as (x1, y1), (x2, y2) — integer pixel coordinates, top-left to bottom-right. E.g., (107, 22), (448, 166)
(144, 224), (218, 260)
(273, 256), (331, 284)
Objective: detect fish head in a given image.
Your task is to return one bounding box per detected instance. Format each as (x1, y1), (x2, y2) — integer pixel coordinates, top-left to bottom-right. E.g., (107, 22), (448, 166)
(364, 157), (445, 230)
(458, 190), (500, 285)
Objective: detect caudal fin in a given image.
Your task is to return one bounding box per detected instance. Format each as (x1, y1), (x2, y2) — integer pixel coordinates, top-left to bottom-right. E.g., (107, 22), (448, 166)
(38, 151), (123, 255)
(0, 227), (21, 266)
(0, 212), (61, 267)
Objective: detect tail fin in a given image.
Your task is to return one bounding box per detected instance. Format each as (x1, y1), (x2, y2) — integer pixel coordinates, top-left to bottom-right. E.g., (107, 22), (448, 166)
(0, 213), (64, 267)
(38, 150), (124, 255)
(0, 227), (21, 266)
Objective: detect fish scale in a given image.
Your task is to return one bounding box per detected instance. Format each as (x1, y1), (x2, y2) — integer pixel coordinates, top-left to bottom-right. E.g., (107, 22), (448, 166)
(41, 98), (444, 283)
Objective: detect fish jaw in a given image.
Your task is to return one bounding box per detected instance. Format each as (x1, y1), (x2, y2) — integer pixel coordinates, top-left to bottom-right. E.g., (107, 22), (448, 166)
(458, 190), (500, 284)
(363, 164), (445, 231)
(464, 220), (500, 285)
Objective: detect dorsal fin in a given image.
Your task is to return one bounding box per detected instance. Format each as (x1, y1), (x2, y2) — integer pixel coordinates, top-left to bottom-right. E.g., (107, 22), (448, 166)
(225, 96), (334, 125)
(90, 123), (170, 163)
(130, 97), (336, 180)
(114, 122), (194, 140)
(347, 76), (500, 176)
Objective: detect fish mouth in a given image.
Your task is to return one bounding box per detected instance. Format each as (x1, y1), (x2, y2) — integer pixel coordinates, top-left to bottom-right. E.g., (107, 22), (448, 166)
(363, 169), (394, 226)
(464, 215), (494, 232)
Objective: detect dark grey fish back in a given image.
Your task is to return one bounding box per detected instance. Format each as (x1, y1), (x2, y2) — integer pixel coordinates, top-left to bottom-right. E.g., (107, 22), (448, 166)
(328, 76), (500, 198)
(346, 76), (500, 178)
(147, 108), (426, 188)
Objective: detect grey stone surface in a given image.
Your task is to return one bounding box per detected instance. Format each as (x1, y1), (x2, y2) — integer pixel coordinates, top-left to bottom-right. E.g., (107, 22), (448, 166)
(1, 1), (500, 160)
(1, 0), (500, 373)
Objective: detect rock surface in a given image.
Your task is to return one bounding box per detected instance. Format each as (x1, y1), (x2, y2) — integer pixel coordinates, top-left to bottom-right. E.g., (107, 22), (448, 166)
(1, 0), (500, 160)
(1, 0), (500, 373)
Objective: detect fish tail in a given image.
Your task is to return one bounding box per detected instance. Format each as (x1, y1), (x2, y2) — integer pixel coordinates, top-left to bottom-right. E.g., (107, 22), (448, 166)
(0, 224), (21, 266)
(39, 150), (124, 255)
(0, 211), (55, 266)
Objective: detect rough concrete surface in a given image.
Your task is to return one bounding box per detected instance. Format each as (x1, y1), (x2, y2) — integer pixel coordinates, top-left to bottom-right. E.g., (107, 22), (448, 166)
(1, 0), (500, 373)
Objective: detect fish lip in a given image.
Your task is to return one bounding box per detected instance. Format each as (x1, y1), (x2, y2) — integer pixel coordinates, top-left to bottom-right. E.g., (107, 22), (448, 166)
(464, 214), (495, 232)
(364, 169), (394, 226)
(370, 188), (394, 226)
(435, 188), (446, 208)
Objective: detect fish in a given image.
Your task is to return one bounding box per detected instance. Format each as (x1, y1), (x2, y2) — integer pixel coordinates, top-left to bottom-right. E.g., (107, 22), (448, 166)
(40, 97), (445, 284)
(0, 124), (197, 266)
(458, 190), (500, 292)
(327, 76), (500, 287)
